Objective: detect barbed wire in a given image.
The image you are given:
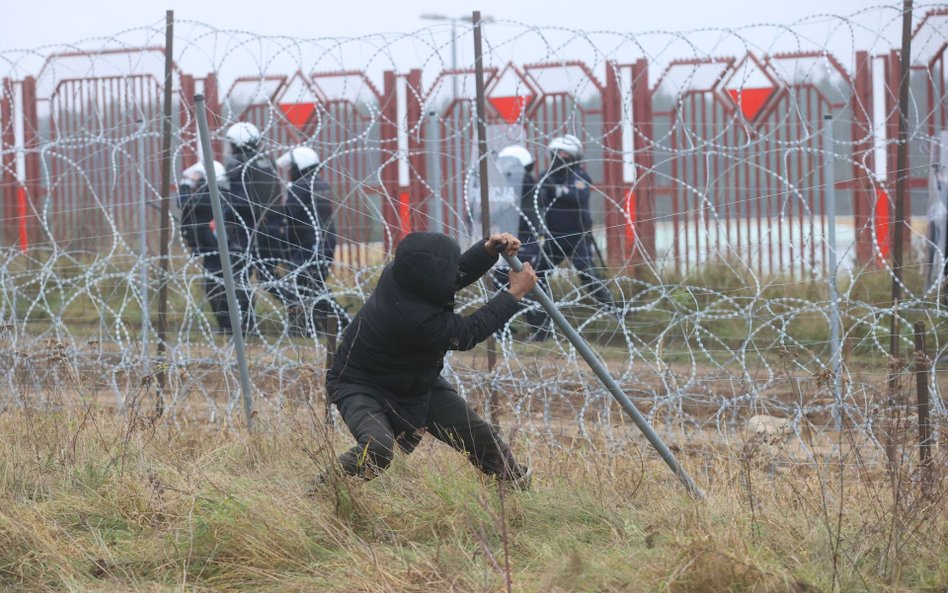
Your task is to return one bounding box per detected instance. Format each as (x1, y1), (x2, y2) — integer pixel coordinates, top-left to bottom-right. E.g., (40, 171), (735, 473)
(0, 6), (946, 467)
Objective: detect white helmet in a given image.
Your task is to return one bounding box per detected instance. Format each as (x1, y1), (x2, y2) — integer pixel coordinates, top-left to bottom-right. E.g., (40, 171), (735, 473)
(497, 145), (534, 168)
(225, 122), (262, 149)
(182, 160), (226, 181)
(548, 134), (583, 159)
(276, 146), (321, 171)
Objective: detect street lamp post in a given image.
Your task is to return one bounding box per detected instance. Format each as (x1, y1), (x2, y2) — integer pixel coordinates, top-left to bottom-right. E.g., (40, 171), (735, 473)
(419, 13), (495, 100)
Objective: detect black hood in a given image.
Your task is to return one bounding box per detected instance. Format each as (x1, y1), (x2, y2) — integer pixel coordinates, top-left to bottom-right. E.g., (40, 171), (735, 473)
(391, 232), (461, 305)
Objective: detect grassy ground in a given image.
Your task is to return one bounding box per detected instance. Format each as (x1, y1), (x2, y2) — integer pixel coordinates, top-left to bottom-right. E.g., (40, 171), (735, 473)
(1, 400), (945, 593)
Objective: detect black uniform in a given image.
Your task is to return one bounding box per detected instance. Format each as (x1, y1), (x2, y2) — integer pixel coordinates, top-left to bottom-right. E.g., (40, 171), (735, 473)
(284, 166), (347, 335)
(527, 159), (615, 332)
(517, 169), (542, 265)
(225, 148), (283, 332)
(326, 232), (526, 479)
(178, 181), (232, 333)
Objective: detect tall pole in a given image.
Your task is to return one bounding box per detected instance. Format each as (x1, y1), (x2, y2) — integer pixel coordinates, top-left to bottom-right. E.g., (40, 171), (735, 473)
(886, 0), (913, 470)
(137, 119), (150, 376)
(500, 250), (704, 499)
(155, 9), (174, 415)
(195, 94), (255, 431)
(823, 114), (842, 432)
(890, 0), (914, 359)
(472, 10), (498, 418)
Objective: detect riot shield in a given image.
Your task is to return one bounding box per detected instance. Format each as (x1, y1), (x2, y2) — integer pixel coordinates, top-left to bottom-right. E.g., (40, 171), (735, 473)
(466, 151), (523, 240)
(925, 130), (948, 291)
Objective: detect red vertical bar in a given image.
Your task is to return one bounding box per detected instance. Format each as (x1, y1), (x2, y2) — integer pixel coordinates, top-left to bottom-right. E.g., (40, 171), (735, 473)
(179, 74), (197, 168)
(703, 86), (713, 268)
(938, 52), (948, 127)
(851, 51), (875, 267)
(713, 100), (722, 260)
(631, 58), (655, 270)
(886, 50), (903, 250)
(751, 115), (770, 275)
(690, 91), (699, 268)
(817, 94), (826, 272)
(809, 89), (817, 273)
(723, 106), (731, 259)
(204, 72), (223, 158)
(769, 115), (777, 275)
(406, 69), (427, 233)
(21, 76), (39, 252)
(380, 70), (401, 254)
(795, 86), (805, 278)
(1, 78), (15, 247)
(602, 61), (624, 267)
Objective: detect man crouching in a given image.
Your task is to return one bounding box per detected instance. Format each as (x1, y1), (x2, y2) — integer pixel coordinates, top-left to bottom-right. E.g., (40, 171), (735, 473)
(326, 231), (537, 487)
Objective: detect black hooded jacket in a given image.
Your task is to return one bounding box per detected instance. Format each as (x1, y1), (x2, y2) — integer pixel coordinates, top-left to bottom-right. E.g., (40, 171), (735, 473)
(326, 232), (520, 400)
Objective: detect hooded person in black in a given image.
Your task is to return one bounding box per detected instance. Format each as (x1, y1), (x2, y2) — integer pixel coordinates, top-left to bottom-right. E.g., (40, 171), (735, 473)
(326, 231), (536, 485)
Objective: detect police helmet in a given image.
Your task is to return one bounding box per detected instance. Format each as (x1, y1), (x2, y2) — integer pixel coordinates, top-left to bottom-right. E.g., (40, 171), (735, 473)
(497, 145), (534, 168)
(225, 122), (262, 149)
(276, 146), (321, 172)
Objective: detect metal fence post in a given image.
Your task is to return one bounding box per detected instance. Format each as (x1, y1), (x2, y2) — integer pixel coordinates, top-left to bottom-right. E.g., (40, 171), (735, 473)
(137, 120), (150, 376)
(194, 93), (255, 431)
(913, 322), (933, 495)
(155, 10), (174, 415)
(823, 114), (843, 432)
(472, 10), (499, 423)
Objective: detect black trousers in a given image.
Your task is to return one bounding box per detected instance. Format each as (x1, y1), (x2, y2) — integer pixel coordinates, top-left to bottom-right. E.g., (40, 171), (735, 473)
(526, 232), (614, 328)
(333, 378), (518, 479)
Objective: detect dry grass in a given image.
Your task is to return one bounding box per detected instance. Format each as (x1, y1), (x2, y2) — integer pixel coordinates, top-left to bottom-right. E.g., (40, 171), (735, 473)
(0, 391), (945, 593)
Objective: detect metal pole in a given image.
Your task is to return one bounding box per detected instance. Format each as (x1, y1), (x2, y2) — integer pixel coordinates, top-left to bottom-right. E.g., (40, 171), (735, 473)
(886, 0), (913, 471)
(913, 321), (933, 495)
(472, 10), (498, 419)
(501, 251), (704, 499)
(195, 93), (255, 431)
(823, 114), (842, 431)
(427, 111), (444, 234)
(155, 9), (174, 414)
(137, 119), (150, 375)
(889, 0), (914, 365)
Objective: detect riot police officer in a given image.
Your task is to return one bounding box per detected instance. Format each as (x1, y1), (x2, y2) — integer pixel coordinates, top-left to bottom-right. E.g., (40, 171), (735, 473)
(224, 121), (283, 333)
(528, 135), (616, 340)
(177, 160), (232, 333)
(277, 146), (349, 336)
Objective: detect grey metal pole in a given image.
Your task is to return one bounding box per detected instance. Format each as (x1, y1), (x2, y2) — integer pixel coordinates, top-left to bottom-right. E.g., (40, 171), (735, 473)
(137, 119), (150, 375)
(194, 93), (255, 431)
(427, 110), (444, 234)
(823, 114), (842, 432)
(501, 251), (705, 500)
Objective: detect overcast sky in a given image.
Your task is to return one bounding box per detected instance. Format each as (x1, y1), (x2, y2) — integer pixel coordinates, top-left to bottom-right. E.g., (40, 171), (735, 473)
(2, 0), (923, 54)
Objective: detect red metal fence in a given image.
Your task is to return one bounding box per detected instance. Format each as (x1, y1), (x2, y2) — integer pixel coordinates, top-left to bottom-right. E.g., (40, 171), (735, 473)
(3, 10), (948, 275)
